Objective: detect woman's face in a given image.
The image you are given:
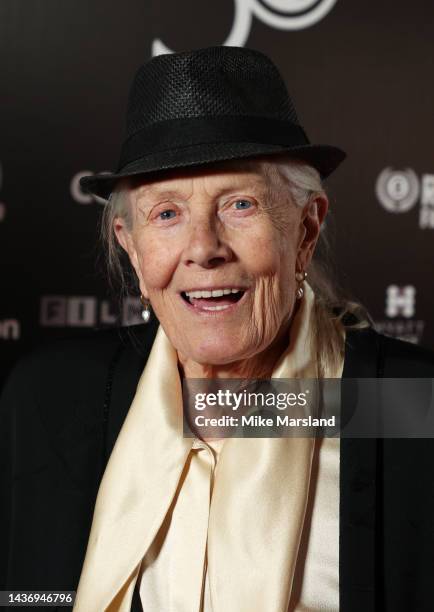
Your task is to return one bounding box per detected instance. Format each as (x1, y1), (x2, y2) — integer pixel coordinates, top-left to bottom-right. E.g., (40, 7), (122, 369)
(115, 160), (326, 366)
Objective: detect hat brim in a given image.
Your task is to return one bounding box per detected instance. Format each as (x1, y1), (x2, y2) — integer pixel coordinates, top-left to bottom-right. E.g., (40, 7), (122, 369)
(80, 142), (346, 201)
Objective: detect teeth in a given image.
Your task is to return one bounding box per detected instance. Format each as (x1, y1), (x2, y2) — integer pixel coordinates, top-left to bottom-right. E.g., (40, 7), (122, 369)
(185, 288), (243, 298)
(200, 304), (231, 311)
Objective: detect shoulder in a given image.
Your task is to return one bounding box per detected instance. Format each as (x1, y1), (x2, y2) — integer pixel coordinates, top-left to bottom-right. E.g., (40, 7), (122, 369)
(0, 320), (159, 418)
(7, 321), (157, 382)
(344, 326), (434, 377)
(379, 332), (434, 376)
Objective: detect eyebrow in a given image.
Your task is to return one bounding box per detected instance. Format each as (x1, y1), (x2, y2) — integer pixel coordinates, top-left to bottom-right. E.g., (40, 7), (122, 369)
(135, 178), (269, 203)
(137, 187), (185, 200)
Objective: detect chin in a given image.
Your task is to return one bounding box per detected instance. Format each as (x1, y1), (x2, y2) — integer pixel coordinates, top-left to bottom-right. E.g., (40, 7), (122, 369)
(190, 335), (249, 367)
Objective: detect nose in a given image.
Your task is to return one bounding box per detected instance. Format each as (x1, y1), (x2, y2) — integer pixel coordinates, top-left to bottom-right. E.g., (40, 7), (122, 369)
(182, 217), (233, 269)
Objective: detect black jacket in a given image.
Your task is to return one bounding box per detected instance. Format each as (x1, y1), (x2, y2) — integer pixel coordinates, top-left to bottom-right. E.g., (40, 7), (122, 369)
(1, 321), (434, 612)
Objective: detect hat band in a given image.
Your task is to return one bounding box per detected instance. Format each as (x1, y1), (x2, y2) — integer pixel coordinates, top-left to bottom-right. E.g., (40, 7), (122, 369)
(117, 116), (309, 171)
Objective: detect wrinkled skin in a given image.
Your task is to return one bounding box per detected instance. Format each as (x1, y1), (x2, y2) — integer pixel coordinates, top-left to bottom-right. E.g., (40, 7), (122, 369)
(114, 160), (328, 379)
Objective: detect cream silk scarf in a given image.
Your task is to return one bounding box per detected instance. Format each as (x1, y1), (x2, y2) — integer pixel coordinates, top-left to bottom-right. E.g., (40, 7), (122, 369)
(74, 283), (343, 612)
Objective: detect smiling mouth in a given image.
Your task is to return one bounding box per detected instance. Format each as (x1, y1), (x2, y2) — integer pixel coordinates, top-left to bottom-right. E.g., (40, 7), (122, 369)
(180, 288), (246, 311)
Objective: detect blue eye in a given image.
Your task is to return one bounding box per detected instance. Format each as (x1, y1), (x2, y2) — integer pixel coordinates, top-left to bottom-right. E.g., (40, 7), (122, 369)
(159, 209), (176, 220)
(234, 199), (252, 210)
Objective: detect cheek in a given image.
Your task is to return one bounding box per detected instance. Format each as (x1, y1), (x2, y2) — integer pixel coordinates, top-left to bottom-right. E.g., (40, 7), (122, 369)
(134, 235), (179, 290)
(242, 221), (298, 286)
(242, 222), (298, 326)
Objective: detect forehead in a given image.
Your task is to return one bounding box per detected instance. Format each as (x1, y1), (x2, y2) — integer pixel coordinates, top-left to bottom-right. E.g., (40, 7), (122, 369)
(130, 159), (278, 199)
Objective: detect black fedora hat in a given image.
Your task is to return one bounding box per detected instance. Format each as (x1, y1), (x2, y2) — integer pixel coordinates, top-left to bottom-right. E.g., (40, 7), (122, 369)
(80, 46), (346, 200)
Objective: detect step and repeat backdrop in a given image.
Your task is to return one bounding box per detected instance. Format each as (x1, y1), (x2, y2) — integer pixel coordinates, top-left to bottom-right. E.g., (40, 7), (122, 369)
(1, 0), (433, 387)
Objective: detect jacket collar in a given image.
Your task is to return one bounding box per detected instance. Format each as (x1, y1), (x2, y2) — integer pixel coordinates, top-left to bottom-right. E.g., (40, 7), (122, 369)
(339, 328), (381, 612)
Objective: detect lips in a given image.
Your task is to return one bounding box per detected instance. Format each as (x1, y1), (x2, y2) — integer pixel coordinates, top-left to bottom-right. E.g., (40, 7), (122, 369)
(180, 287), (247, 312)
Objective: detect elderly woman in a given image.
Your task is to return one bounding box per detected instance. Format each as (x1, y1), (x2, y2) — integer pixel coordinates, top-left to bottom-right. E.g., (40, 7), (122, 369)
(1, 47), (434, 612)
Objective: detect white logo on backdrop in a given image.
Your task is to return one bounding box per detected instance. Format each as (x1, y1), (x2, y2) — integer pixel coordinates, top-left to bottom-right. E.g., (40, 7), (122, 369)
(70, 171), (111, 205)
(376, 168), (434, 228)
(375, 319), (424, 345)
(385, 285), (415, 318)
(0, 161), (6, 222)
(40, 296), (143, 328)
(376, 284), (424, 344)
(375, 168), (420, 213)
(0, 319), (20, 341)
(420, 174), (434, 229)
(152, 0), (338, 56)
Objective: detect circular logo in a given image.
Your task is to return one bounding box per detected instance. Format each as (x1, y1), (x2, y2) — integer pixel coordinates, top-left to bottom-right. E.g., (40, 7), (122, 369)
(252, 0), (338, 30)
(153, 0), (338, 56)
(70, 171), (110, 205)
(375, 168), (420, 213)
(71, 171), (94, 204)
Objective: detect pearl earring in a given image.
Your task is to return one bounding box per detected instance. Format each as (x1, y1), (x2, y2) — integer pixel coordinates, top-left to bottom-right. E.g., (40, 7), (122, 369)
(295, 270), (307, 300)
(140, 294), (151, 324)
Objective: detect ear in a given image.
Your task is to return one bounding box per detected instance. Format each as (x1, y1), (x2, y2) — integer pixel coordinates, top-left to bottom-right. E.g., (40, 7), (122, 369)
(113, 216), (149, 299)
(296, 193), (329, 272)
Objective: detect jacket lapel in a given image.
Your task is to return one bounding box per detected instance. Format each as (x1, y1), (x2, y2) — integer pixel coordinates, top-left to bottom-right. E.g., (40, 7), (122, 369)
(74, 325), (195, 612)
(107, 324), (156, 612)
(340, 329), (381, 612)
(104, 320), (159, 466)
